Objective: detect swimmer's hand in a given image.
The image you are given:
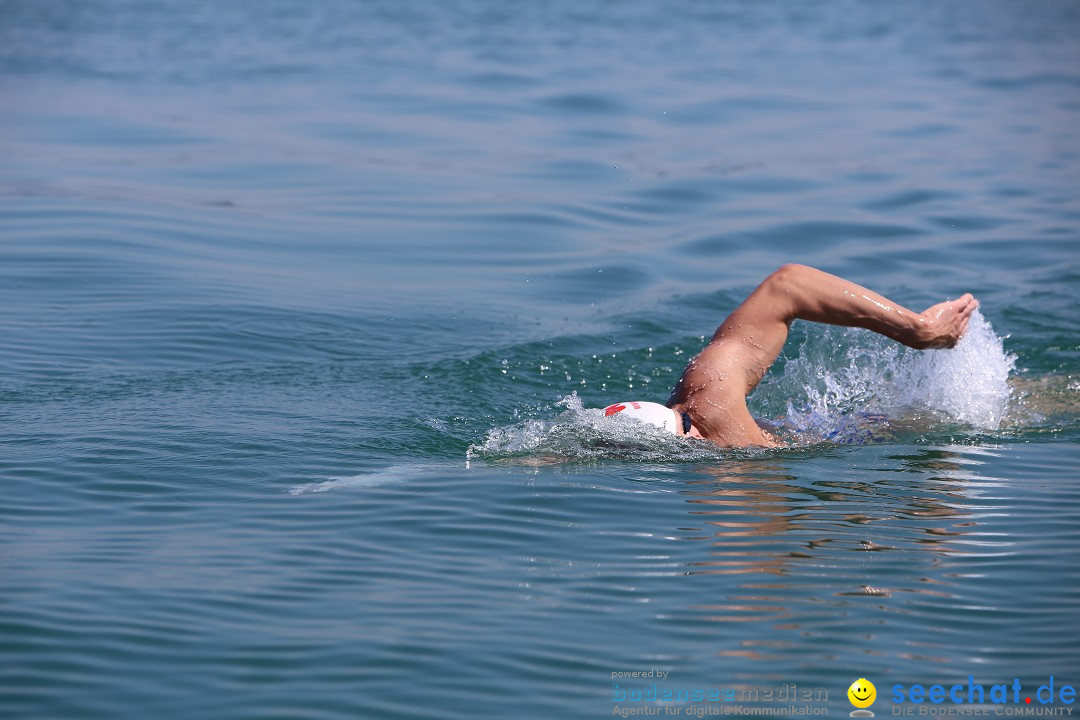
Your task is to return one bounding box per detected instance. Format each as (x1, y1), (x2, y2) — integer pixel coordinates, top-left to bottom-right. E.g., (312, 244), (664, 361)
(908, 293), (979, 349)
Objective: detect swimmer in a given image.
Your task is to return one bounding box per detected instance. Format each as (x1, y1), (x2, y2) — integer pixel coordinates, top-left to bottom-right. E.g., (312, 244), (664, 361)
(604, 264), (978, 447)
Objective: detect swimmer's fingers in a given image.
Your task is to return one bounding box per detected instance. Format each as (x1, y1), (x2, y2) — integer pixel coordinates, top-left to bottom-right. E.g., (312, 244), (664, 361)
(955, 294), (979, 341)
(913, 293), (978, 349)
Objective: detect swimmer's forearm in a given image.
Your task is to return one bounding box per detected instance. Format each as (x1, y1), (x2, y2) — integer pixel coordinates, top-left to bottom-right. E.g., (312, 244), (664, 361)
(769, 265), (934, 348)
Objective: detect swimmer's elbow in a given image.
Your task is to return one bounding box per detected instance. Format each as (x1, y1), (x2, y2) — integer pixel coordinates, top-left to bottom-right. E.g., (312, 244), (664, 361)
(762, 264), (797, 289)
(758, 264), (813, 319)
(775, 262), (811, 275)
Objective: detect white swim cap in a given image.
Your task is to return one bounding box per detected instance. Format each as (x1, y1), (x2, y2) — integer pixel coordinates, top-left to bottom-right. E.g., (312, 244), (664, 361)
(602, 401), (679, 434)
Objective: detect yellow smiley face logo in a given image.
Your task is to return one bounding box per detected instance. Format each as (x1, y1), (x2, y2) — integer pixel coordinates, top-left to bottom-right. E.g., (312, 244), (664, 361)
(848, 678), (876, 708)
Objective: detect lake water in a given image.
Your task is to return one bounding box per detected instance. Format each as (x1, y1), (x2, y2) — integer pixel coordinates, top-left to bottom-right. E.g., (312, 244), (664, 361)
(2, 1), (1078, 718)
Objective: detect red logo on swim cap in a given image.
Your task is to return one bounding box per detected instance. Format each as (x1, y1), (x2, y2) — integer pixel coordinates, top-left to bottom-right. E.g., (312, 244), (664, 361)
(604, 402), (642, 416)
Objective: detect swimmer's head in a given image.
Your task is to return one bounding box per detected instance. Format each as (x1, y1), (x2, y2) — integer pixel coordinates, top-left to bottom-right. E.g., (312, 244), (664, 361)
(603, 401), (680, 434)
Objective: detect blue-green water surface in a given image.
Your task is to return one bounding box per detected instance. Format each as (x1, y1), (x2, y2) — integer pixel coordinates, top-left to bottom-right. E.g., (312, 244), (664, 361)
(2, 2), (1078, 718)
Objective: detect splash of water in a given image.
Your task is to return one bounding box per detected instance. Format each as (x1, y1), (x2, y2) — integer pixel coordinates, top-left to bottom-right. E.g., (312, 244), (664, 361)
(467, 393), (723, 463)
(768, 309), (1014, 441)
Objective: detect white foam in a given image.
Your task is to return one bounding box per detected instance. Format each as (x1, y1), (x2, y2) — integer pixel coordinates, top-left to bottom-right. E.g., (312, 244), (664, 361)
(772, 309), (1014, 436)
(892, 310), (1014, 427)
(466, 392), (721, 463)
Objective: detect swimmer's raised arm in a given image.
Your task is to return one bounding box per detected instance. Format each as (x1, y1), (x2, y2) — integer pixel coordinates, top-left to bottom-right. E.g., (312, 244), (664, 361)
(668, 264), (978, 447)
(723, 263), (977, 368)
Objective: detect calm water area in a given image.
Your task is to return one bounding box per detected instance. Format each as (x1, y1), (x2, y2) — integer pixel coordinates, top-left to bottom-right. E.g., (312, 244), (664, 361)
(1, 2), (1078, 718)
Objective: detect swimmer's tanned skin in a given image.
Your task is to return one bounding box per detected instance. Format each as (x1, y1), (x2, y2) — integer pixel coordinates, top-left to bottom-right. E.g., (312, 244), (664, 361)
(668, 264), (979, 447)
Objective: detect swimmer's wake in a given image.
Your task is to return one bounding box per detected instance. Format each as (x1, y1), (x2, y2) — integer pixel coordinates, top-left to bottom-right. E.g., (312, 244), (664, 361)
(289, 464), (442, 494)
